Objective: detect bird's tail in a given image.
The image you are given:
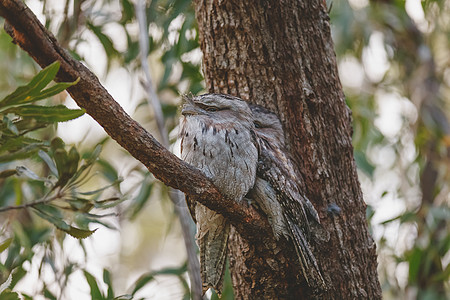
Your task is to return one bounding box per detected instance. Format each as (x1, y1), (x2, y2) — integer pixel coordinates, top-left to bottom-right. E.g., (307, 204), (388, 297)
(196, 204), (230, 295)
(285, 216), (327, 292)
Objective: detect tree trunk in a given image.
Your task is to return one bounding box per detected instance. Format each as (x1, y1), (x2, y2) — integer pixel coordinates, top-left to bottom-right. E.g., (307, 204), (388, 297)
(194, 1), (382, 299)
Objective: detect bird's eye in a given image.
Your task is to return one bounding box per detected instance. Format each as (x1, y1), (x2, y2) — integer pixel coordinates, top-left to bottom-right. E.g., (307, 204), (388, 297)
(205, 107), (218, 112)
(254, 121), (262, 128)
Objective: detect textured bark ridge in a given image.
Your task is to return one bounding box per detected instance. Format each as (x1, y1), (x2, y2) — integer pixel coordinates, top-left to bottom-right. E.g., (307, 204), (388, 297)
(0, 0), (270, 244)
(195, 0), (382, 299)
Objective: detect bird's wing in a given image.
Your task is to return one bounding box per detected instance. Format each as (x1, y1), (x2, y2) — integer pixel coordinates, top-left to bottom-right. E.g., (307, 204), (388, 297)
(257, 138), (318, 235)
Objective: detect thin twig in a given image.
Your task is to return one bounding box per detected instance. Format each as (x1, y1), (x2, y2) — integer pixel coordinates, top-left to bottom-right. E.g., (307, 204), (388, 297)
(135, 0), (169, 147)
(135, 1), (202, 298)
(0, 192), (61, 213)
(0, 0), (269, 244)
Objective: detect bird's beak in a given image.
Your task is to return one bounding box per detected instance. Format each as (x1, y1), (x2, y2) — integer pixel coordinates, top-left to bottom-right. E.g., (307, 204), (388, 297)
(181, 103), (199, 116)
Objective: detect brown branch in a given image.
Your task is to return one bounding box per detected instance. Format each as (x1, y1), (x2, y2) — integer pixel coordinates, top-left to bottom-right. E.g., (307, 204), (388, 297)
(0, 0), (269, 240)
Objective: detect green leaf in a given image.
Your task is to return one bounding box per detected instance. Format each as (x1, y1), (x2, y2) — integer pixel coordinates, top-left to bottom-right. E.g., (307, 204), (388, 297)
(43, 287), (57, 300)
(33, 204), (95, 238)
(33, 206), (69, 231)
(103, 269), (114, 300)
(85, 144), (103, 163)
(128, 178), (154, 220)
(131, 273), (155, 296)
(52, 142), (69, 185)
(0, 135), (44, 154)
(354, 150), (375, 178)
(21, 294), (33, 300)
(3, 117), (51, 135)
(87, 23), (119, 60)
(97, 159), (119, 182)
(93, 197), (123, 209)
(3, 116), (19, 135)
(131, 264), (188, 296)
(67, 146), (80, 178)
(79, 180), (122, 196)
(0, 291), (20, 300)
(74, 213), (117, 230)
(0, 272), (12, 294)
(152, 264), (187, 276)
(219, 263), (234, 300)
(381, 210), (420, 226)
(65, 226), (97, 239)
(32, 78), (79, 102)
(408, 247), (422, 283)
(10, 267), (27, 290)
(0, 61), (60, 108)
(38, 150), (59, 176)
(3, 105), (85, 122)
(50, 137), (65, 151)
(84, 270), (105, 300)
(0, 238), (13, 254)
(68, 144), (103, 186)
(66, 198), (94, 212)
(120, 0), (134, 24)
(0, 144), (44, 163)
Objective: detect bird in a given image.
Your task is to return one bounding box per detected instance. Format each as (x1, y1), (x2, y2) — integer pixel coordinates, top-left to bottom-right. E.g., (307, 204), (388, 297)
(247, 103), (327, 291)
(179, 93), (259, 294)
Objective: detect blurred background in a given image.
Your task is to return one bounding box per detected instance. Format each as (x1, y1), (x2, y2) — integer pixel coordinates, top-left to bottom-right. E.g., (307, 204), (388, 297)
(0, 0), (448, 299)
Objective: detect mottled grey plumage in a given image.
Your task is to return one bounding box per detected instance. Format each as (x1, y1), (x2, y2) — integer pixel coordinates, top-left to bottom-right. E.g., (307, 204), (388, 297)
(179, 94), (258, 294)
(248, 104), (326, 291)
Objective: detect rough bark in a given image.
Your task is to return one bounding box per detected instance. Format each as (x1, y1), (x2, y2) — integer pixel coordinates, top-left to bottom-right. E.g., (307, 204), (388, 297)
(0, 0), (382, 298)
(0, 0), (270, 242)
(195, 0), (382, 299)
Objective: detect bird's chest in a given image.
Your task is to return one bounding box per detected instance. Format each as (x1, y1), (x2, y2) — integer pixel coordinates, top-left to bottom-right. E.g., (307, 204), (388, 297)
(180, 117), (257, 199)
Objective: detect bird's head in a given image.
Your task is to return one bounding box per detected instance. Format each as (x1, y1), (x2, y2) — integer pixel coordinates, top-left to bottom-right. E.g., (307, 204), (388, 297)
(181, 93), (254, 127)
(249, 104), (285, 148)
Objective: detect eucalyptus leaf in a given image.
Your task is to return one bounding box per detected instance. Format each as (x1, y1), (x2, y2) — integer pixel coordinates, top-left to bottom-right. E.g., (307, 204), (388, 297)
(66, 198), (94, 212)
(103, 269), (114, 299)
(0, 61), (60, 108)
(67, 146), (80, 178)
(0, 135), (44, 154)
(128, 179), (154, 220)
(87, 23), (119, 65)
(131, 273), (155, 296)
(78, 179), (122, 196)
(43, 287), (57, 300)
(3, 105), (85, 122)
(33, 206), (70, 231)
(84, 270), (105, 300)
(33, 206), (96, 239)
(65, 226), (97, 239)
(0, 291), (19, 300)
(38, 150), (59, 176)
(93, 197), (123, 209)
(0, 144), (43, 163)
(0, 238), (13, 254)
(32, 78), (79, 102)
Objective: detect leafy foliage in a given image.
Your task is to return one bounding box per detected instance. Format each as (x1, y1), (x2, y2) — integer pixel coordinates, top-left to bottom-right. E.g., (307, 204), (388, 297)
(1, 0), (448, 299)
(1, 0), (200, 298)
(0, 61), (124, 298)
(331, 0), (449, 298)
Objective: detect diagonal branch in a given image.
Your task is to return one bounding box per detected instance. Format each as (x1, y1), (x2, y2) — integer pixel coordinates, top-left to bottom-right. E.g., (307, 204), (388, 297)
(0, 0), (269, 240)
